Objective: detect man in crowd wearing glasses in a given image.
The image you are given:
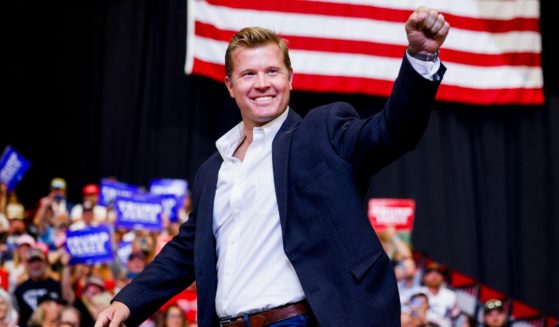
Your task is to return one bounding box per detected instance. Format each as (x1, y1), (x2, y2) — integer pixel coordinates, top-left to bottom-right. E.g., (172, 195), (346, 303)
(483, 299), (508, 327)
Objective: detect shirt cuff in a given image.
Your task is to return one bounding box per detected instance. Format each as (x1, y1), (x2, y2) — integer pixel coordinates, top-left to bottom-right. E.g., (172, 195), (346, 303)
(405, 51), (441, 81)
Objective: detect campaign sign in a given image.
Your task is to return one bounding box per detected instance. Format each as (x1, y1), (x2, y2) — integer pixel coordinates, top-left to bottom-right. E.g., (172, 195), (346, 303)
(98, 179), (141, 206)
(368, 198), (416, 232)
(160, 194), (180, 223)
(150, 179), (188, 223)
(149, 178), (188, 197)
(114, 194), (163, 231)
(65, 225), (113, 265)
(0, 146), (31, 192)
(116, 240), (133, 266)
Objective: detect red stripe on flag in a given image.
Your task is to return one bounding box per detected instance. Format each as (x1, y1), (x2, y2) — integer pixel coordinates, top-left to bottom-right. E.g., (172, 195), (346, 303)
(437, 84), (544, 105)
(191, 58), (226, 82)
(195, 21), (234, 42)
(195, 21), (542, 67)
(205, 0), (540, 33)
(191, 58), (545, 106)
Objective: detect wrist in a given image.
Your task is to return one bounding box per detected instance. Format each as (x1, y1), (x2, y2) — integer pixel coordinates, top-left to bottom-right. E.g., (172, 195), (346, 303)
(406, 48), (439, 62)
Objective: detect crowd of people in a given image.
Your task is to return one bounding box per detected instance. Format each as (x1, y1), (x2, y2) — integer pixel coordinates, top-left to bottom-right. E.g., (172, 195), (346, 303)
(1, 177), (516, 327)
(0, 179), (197, 327)
(381, 229), (510, 327)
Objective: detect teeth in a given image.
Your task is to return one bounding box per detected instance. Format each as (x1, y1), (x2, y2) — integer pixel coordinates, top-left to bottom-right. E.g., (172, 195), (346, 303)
(254, 96), (273, 102)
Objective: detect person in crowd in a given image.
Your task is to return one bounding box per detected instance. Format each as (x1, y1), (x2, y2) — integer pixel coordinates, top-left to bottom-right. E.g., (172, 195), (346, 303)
(2, 234), (35, 292)
(401, 292), (440, 327)
(96, 7), (449, 327)
(69, 201), (98, 231)
(14, 247), (64, 326)
(117, 251), (147, 291)
(378, 226), (414, 261)
(26, 291), (65, 327)
(397, 257), (421, 305)
(0, 190), (29, 263)
(60, 249), (112, 326)
(0, 184), (8, 236)
(58, 305), (81, 327)
(0, 288), (18, 327)
(70, 183), (107, 225)
(177, 192), (192, 225)
(159, 304), (187, 327)
(34, 178), (72, 251)
(131, 232), (156, 262)
(419, 262), (460, 327)
(482, 299), (508, 327)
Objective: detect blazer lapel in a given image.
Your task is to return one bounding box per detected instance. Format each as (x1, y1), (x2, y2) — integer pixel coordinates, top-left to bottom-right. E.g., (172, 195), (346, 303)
(272, 109), (302, 232)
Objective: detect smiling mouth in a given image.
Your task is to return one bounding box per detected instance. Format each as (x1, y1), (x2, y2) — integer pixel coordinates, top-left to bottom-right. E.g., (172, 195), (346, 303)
(253, 95), (274, 103)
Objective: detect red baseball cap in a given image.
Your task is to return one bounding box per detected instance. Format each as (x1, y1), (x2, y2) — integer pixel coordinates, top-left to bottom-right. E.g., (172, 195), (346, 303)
(83, 184), (99, 195)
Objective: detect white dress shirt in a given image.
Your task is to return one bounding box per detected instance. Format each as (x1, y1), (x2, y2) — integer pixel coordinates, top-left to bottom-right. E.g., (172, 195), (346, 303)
(213, 108), (305, 318)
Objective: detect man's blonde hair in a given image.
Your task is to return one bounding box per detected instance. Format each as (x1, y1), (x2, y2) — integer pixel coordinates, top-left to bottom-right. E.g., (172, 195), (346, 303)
(225, 27), (292, 78)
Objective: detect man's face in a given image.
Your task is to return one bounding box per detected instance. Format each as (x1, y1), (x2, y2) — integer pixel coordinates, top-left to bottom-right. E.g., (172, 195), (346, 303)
(484, 310), (506, 327)
(9, 219), (25, 234)
(84, 284), (103, 298)
(84, 194), (98, 204)
(423, 269), (444, 288)
(27, 257), (47, 280)
(127, 257), (146, 274)
(225, 43), (292, 130)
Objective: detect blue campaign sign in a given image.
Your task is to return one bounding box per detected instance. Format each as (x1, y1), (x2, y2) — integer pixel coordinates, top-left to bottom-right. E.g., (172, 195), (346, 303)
(65, 225), (114, 265)
(160, 194), (179, 223)
(116, 240), (133, 266)
(114, 194), (163, 231)
(98, 179), (142, 206)
(149, 178), (188, 197)
(150, 179), (188, 223)
(0, 146), (31, 192)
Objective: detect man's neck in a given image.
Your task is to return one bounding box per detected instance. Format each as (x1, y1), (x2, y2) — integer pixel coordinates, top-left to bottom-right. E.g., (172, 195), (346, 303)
(426, 285), (440, 295)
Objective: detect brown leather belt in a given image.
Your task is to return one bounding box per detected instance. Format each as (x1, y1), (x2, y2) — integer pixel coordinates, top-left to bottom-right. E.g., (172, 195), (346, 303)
(219, 301), (308, 327)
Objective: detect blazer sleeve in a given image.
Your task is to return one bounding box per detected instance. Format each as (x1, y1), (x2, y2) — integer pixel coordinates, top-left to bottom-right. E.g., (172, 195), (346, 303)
(112, 186), (199, 326)
(327, 53), (446, 174)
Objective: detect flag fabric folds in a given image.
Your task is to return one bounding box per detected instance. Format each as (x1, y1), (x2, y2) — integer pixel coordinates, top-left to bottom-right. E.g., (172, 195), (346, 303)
(185, 0), (544, 106)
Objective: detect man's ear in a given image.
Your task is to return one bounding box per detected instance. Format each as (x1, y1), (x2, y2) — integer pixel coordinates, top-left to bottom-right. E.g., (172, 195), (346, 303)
(225, 76), (235, 98)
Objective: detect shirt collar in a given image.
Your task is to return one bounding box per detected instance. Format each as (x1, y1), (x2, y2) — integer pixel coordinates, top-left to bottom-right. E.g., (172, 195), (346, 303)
(216, 107), (290, 160)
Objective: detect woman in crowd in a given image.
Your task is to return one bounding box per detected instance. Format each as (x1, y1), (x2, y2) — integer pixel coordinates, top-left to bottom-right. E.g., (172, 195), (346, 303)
(0, 289), (18, 327)
(58, 306), (81, 327)
(26, 292), (64, 327)
(158, 305), (186, 327)
(2, 234), (35, 292)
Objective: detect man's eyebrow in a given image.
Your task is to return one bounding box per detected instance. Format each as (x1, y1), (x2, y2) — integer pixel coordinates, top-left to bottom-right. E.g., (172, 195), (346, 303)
(238, 68), (254, 75)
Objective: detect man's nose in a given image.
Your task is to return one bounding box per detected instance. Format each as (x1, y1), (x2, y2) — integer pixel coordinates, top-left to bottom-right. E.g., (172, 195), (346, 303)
(255, 73), (270, 88)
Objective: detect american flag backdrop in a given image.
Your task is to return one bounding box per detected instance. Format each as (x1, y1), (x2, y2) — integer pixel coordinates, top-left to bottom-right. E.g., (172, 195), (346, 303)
(185, 0), (544, 106)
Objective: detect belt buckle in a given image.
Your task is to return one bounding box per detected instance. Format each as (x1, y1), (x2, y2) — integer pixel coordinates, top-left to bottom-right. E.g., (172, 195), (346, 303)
(219, 318), (234, 327)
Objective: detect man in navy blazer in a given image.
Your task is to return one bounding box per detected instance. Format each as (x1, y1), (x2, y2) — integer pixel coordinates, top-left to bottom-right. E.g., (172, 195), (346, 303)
(96, 6), (450, 327)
